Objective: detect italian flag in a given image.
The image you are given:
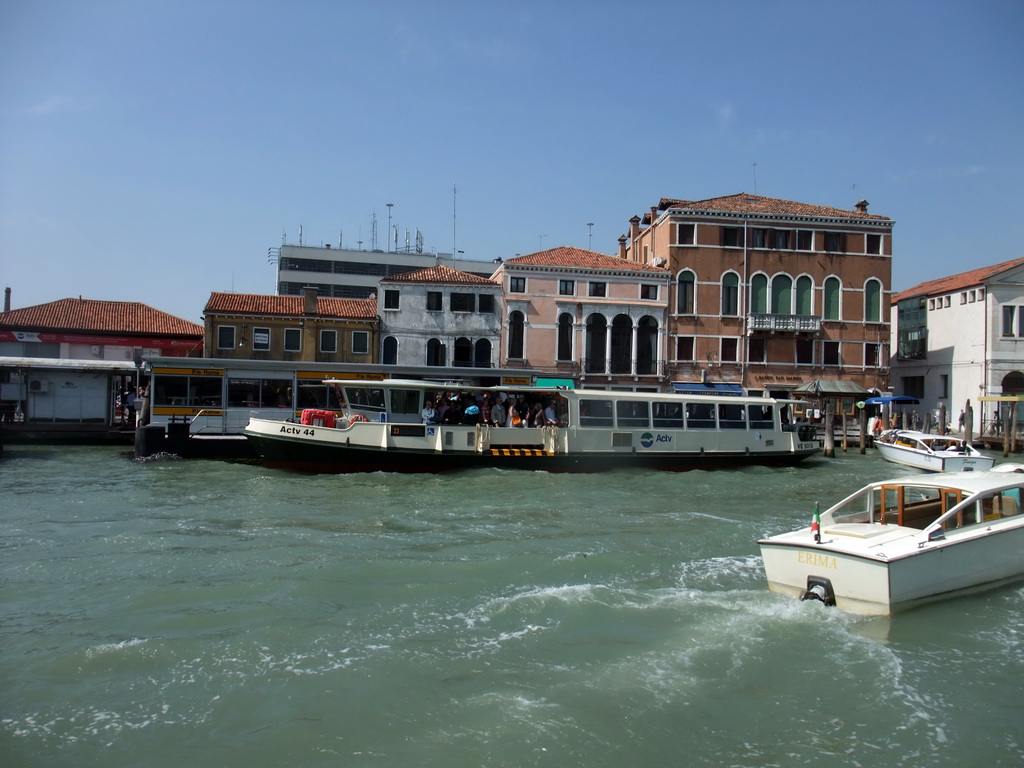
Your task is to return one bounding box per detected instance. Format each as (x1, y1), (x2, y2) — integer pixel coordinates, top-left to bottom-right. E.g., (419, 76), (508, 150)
(811, 503), (821, 543)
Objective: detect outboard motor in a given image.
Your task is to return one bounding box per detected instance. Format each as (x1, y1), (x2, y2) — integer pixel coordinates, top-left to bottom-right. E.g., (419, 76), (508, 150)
(799, 576), (836, 607)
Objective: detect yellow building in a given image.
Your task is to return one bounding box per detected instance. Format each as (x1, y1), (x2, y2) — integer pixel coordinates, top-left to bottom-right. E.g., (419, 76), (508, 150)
(203, 287), (379, 364)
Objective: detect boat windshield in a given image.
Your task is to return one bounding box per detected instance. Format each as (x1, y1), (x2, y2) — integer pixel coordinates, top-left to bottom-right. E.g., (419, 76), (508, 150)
(829, 483), (965, 528)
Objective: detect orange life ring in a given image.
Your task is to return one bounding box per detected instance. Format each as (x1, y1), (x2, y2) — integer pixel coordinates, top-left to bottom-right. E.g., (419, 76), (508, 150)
(349, 413), (368, 423)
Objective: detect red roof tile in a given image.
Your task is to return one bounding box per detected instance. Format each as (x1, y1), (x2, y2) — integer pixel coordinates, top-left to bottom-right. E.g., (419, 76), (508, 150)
(891, 257), (1024, 303)
(656, 193), (891, 221)
(203, 292), (378, 319)
(380, 264), (497, 285)
(0, 298), (203, 337)
(505, 246), (667, 272)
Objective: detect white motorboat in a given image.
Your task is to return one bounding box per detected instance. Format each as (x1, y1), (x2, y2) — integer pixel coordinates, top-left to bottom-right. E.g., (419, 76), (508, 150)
(758, 465), (1024, 615)
(875, 429), (994, 472)
(243, 378), (820, 474)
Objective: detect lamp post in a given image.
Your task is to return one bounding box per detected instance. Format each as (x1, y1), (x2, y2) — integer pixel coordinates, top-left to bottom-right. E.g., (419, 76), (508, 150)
(386, 203), (394, 252)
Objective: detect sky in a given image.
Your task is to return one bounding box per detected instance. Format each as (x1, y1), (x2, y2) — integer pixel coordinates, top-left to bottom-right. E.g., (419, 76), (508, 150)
(2, 1), (1022, 323)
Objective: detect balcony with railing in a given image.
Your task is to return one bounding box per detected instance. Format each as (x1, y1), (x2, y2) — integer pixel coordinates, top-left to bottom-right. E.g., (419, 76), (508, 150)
(746, 314), (821, 335)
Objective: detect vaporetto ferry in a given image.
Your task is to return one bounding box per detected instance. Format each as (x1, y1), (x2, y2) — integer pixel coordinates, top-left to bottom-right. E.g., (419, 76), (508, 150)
(243, 378), (820, 473)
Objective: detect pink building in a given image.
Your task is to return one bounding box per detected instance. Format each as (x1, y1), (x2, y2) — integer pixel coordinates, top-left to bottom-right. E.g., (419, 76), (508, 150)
(492, 247), (670, 390)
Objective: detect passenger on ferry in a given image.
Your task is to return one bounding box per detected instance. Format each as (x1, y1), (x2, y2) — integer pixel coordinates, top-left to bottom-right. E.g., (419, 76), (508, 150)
(442, 399), (463, 425)
(463, 403), (481, 425)
(490, 396), (506, 427)
(421, 399), (439, 424)
(544, 399), (558, 426)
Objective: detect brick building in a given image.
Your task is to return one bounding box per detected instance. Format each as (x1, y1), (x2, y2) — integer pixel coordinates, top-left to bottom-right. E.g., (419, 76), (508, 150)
(619, 193), (893, 398)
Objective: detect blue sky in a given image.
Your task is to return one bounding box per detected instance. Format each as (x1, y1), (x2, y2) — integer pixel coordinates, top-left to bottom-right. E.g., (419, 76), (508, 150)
(2, 0), (1022, 323)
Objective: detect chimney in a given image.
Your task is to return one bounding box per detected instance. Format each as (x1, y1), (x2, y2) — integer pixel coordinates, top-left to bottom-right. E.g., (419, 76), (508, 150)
(4, 287), (10, 312)
(628, 215), (641, 242)
(617, 235), (628, 260)
(855, 199), (869, 214)
(303, 286), (318, 314)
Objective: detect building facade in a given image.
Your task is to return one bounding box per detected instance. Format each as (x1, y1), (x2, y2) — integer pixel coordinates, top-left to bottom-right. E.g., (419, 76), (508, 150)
(202, 289), (378, 364)
(273, 243), (500, 300)
(891, 257), (1024, 434)
(491, 247), (671, 390)
(619, 194), (894, 398)
(0, 295), (203, 432)
(377, 265), (502, 369)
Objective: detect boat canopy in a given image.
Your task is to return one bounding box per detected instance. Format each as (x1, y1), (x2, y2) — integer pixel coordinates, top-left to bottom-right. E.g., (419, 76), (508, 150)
(672, 382), (744, 397)
(864, 395), (920, 405)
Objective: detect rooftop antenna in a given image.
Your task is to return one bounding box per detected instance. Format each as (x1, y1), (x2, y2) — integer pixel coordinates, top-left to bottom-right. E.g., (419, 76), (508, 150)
(386, 203), (394, 253)
(452, 183), (457, 259)
(370, 212), (378, 251)
(539, 234), (547, 250)
(299, 224), (303, 246)
(587, 222), (594, 250)
(752, 163), (758, 195)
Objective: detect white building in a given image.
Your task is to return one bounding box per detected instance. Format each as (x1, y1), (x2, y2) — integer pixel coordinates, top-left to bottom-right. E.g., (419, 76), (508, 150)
(891, 257), (1024, 432)
(377, 265), (502, 369)
(273, 243), (500, 300)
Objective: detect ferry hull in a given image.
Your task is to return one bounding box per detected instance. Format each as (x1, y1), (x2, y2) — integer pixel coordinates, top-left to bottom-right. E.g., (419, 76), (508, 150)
(244, 420), (819, 474)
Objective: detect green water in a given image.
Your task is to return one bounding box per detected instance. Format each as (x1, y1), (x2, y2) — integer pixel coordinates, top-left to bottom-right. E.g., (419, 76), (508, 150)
(2, 446), (1022, 767)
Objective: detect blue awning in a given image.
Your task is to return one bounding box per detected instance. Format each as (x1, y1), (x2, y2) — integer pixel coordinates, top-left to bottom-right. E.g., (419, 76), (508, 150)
(672, 382), (745, 397)
(864, 395), (919, 405)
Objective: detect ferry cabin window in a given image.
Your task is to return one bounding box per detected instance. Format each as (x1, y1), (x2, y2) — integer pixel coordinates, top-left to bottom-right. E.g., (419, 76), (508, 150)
(284, 328), (301, 353)
(217, 326), (235, 350)
(686, 402), (716, 429)
(718, 402), (746, 429)
(747, 404), (774, 430)
(228, 378), (291, 408)
(153, 374), (222, 407)
(578, 399), (614, 427)
(616, 400), (650, 428)
(352, 331), (369, 355)
(389, 389), (421, 419)
(296, 383), (342, 409)
(344, 386), (386, 413)
(652, 401), (684, 428)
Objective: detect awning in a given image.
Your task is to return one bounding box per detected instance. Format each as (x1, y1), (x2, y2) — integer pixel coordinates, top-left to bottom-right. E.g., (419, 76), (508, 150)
(535, 377), (575, 389)
(864, 395), (920, 405)
(792, 379), (873, 398)
(672, 382), (745, 397)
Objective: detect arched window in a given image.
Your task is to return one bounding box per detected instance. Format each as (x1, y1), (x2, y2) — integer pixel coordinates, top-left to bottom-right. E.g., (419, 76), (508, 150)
(453, 337), (473, 367)
(474, 339), (492, 368)
(677, 271), (696, 314)
(771, 274), (792, 314)
(721, 272), (739, 316)
(750, 274), (768, 314)
(557, 312), (573, 361)
(795, 276), (813, 316)
(610, 314), (632, 374)
(864, 279), (882, 322)
(585, 314), (607, 374)
(382, 336), (398, 365)
(637, 315), (658, 375)
(426, 338), (446, 367)
(508, 310), (525, 359)
(824, 277), (841, 320)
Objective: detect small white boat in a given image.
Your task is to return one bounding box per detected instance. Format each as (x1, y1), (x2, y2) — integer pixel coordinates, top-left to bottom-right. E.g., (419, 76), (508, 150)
(758, 465), (1024, 615)
(875, 429), (994, 472)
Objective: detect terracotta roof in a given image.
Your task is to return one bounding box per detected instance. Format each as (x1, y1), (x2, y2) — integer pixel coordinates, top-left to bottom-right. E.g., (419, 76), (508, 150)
(380, 264), (497, 285)
(655, 193), (890, 221)
(504, 246), (668, 272)
(0, 298), (203, 337)
(892, 257), (1024, 303)
(204, 292), (378, 319)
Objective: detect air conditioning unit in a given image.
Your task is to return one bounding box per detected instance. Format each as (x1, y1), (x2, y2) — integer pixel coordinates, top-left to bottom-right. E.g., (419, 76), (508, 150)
(652, 257), (666, 267)
(29, 379), (49, 393)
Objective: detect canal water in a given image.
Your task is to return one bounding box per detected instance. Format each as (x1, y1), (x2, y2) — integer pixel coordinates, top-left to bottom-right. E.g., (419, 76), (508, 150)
(2, 445), (1022, 767)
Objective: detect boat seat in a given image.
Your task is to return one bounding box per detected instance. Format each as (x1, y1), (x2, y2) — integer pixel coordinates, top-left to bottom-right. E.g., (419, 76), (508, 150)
(1000, 495), (1019, 517)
